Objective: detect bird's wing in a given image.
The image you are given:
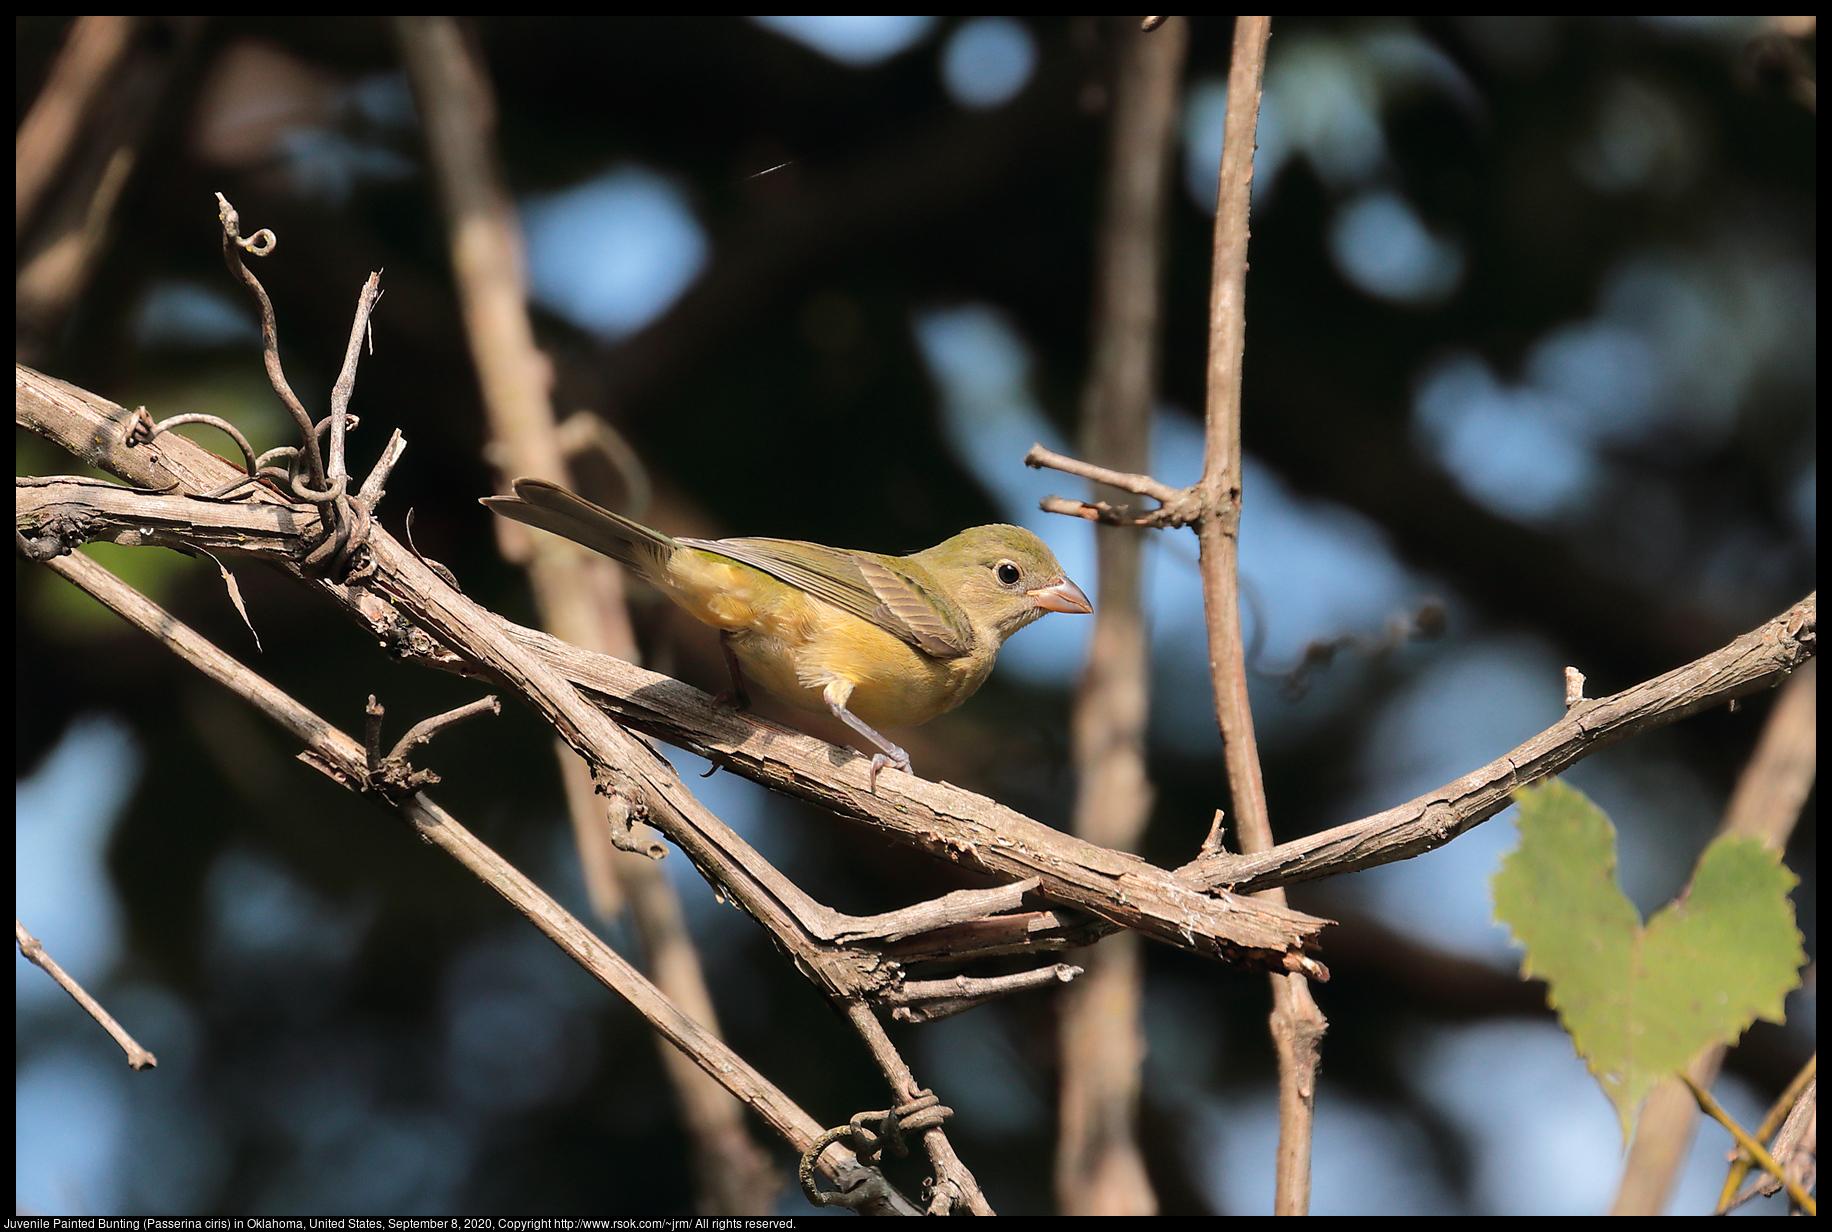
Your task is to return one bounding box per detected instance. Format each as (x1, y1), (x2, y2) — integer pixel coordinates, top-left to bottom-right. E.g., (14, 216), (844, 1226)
(677, 536), (976, 659)
(855, 556), (977, 658)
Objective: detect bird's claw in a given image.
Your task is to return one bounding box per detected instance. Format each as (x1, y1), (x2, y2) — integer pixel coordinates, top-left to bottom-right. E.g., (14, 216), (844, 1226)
(867, 750), (913, 792)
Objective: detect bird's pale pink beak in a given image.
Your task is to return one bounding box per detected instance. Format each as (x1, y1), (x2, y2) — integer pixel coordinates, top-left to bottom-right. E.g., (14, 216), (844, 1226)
(1028, 577), (1092, 614)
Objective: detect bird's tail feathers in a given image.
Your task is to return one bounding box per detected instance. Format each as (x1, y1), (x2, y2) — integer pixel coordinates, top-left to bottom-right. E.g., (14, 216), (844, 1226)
(481, 478), (676, 580)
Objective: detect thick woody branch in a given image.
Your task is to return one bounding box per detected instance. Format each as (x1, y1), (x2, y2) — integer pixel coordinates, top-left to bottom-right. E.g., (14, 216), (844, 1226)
(391, 23), (772, 1209)
(31, 546), (916, 1215)
(15, 368), (1331, 978)
(19, 442), (1814, 960)
(1182, 593), (1815, 894)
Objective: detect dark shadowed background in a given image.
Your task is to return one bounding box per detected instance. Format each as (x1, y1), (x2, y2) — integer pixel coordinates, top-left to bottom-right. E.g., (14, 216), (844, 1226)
(16, 15), (1815, 1215)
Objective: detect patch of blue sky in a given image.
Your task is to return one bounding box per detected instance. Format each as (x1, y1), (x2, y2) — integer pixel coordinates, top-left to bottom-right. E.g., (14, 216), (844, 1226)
(1147, 411), (1424, 754)
(940, 17), (1036, 110)
(1184, 22), (1477, 215)
(912, 1007), (1047, 1139)
(1187, 1080), (1457, 1214)
(1185, 1013), (1802, 1214)
(1638, 15), (1768, 45)
(1328, 189), (1463, 304)
(132, 281), (260, 349)
(1338, 635), (1566, 964)
(1788, 459), (1814, 548)
(277, 125), (414, 207)
(1414, 236), (1814, 525)
(1410, 1019), (1787, 1214)
(1186, 24), (1476, 309)
(203, 846), (373, 971)
(912, 303), (1094, 686)
(1596, 243), (1815, 444)
(1140, 975), (1226, 1109)
(255, 1102), (470, 1214)
(1413, 352), (1601, 524)
(116, 1047), (230, 1211)
(654, 744), (797, 956)
(917, 304), (1423, 725)
(1572, 76), (1697, 196)
(522, 165), (708, 342)
(16, 1046), (130, 1215)
(441, 931), (603, 1118)
(17, 715), (139, 1008)
(1521, 317), (1663, 443)
(750, 16), (936, 67)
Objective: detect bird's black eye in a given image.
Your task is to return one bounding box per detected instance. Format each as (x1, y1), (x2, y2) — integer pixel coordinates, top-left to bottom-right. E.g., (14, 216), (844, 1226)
(995, 562), (1021, 586)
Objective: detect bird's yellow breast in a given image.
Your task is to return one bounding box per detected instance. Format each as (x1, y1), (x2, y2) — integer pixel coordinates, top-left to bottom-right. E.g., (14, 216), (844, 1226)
(664, 548), (994, 728)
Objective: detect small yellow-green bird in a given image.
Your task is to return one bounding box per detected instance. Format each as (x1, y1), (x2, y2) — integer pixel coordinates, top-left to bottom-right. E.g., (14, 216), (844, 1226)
(483, 479), (1091, 785)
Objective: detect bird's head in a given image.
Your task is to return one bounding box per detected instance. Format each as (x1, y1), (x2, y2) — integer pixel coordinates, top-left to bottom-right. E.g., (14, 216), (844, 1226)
(915, 524), (1091, 643)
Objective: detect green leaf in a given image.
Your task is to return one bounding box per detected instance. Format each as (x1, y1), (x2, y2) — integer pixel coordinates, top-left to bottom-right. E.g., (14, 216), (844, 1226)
(1491, 779), (1805, 1142)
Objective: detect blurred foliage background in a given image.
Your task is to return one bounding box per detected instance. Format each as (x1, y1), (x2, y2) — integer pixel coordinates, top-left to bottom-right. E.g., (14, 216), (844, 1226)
(16, 15), (1815, 1215)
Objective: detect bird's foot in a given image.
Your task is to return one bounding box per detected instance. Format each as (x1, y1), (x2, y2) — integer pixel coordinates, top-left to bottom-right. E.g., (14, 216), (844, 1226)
(867, 747), (913, 793)
(826, 689), (913, 792)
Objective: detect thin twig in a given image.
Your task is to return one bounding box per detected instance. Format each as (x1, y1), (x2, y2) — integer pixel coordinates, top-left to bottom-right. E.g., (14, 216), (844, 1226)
(215, 193), (326, 492)
(134, 410), (258, 477)
(1025, 441), (1185, 504)
(356, 429), (408, 509)
(395, 16), (777, 1210)
(1611, 660), (1818, 1214)
(1722, 1056), (1817, 1212)
(326, 271), (384, 489)
(1027, 442), (1202, 528)
(1680, 1073), (1816, 1214)
(15, 919), (157, 1070)
(1183, 595), (1816, 894)
(891, 963), (1081, 1023)
(15, 458), (1814, 956)
(1725, 1071), (1817, 1212)
(32, 545), (919, 1215)
(387, 695), (501, 766)
(1184, 17), (1324, 1216)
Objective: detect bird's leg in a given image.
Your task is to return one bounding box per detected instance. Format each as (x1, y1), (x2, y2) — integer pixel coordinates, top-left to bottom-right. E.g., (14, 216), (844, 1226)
(716, 630), (751, 710)
(822, 680), (912, 790)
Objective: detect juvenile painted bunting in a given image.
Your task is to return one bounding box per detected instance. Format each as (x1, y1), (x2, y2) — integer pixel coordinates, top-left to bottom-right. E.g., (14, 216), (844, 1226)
(483, 479), (1091, 785)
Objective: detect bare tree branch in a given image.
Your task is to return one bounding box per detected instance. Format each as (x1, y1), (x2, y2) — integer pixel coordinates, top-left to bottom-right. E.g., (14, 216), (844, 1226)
(1176, 18), (1330, 1215)
(1611, 659), (1817, 1214)
(394, 17), (776, 1213)
(15, 918), (158, 1071)
(1056, 14), (1186, 1218)
(15, 369), (1332, 978)
(30, 544), (919, 1215)
(16, 16), (135, 237)
(18, 449), (1810, 943)
(17, 19), (203, 365)
(1183, 595), (1816, 893)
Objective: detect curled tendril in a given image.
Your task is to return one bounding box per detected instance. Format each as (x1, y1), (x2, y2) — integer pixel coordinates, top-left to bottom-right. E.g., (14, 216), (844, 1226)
(139, 412), (259, 476)
(289, 472), (348, 505)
